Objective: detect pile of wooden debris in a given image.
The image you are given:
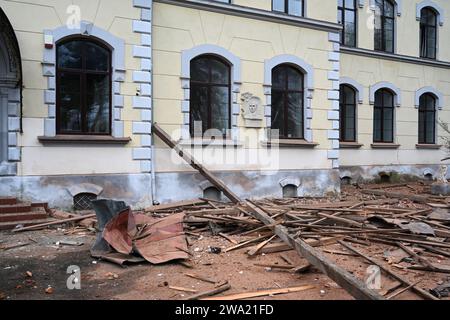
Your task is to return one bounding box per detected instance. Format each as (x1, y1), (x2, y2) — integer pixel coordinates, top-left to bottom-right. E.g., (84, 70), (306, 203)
(139, 183), (450, 300)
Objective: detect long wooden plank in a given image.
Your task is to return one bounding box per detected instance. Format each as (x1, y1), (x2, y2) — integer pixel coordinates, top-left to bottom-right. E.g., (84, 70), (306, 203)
(145, 199), (206, 212)
(13, 213), (96, 233)
(203, 285), (315, 301)
(244, 200), (384, 300)
(152, 123), (241, 204)
(361, 189), (430, 204)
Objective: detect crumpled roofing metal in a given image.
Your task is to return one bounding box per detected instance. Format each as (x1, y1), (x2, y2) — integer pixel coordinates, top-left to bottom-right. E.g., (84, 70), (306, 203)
(100, 208), (188, 265)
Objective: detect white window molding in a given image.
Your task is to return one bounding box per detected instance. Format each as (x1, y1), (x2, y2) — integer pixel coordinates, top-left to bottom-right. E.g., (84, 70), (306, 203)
(180, 44), (242, 141)
(340, 77), (364, 104)
(415, 86), (444, 110)
(370, 0), (402, 16)
(42, 22), (126, 138)
(416, 0), (444, 26)
(279, 177), (301, 188)
(263, 54), (315, 142)
(369, 81), (402, 107)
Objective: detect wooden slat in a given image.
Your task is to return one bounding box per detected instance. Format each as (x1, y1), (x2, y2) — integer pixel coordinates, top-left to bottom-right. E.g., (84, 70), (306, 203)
(244, 200), (384, 300)
(145, 199), (206, 212)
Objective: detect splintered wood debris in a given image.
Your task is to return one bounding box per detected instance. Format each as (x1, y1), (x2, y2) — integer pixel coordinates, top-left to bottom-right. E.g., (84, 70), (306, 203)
(142, 182), (450, 300)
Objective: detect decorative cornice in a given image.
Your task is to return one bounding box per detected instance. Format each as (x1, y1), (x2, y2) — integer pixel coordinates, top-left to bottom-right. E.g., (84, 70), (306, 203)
(341, 46), (450, 69)
(154, 0), (342, 33)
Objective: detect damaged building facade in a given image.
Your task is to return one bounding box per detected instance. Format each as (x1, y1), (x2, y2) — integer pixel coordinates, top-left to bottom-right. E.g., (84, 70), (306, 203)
(0, 0), (449, 209)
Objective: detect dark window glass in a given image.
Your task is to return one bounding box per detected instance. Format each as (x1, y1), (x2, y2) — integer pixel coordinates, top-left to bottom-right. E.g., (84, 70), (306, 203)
(418, 93), (436, 144)
(373, 89), (394, 143)
(420, 7), (437, 59)
(339, 85), (357, 142)
(271, 64), (304, 139)
(374, 0), (395, 53)
(273, 0), (304, 17)
(190, 56), (231, 137)
(56, 38), (112, 135)
(338, 0), (357, 47)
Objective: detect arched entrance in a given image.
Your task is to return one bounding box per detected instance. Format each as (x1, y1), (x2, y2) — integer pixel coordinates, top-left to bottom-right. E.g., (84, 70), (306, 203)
(0, 8), (21, 174)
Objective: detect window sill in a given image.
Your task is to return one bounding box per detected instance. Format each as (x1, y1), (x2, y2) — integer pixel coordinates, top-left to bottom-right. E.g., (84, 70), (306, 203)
(416, 144), (442, 150)
(262, 139), (319, 148)
(178, 139), (243, 147)
(371, 143), (400, 149)
(38, 135), (131, 145)
(340, 142), (363, 149)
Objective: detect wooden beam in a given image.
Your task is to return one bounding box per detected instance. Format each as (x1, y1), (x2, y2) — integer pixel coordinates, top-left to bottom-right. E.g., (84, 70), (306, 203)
(361, 189), (429, 204)
(13, 214), (96, 233)
(244, 200), (384, 300)
(152, 123), (241, 204)
(145, 199), (206, 212)
(203, 285), (315, 301)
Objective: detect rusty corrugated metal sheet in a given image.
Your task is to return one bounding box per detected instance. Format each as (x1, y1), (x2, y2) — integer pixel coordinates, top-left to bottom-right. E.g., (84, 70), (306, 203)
(134, 212), (189, 264)
(100, 209), (188, 265)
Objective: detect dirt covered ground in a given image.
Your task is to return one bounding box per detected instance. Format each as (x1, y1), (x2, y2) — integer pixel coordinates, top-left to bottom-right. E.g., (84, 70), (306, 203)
(0, 183), (449, 301)
(0, 228), (352, 300)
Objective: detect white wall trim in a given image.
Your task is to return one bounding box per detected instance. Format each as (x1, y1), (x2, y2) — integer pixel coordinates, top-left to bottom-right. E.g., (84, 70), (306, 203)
(369, 81), (402, 107)
(415, 86), (444, 110)
(180, 44), (241, 141)
(0, 86), (20, 175)
(340, 77), (364, 104)
(132, 0), (153, 173)
(416, 0), (445, 26)
(42, 21), (126, 138)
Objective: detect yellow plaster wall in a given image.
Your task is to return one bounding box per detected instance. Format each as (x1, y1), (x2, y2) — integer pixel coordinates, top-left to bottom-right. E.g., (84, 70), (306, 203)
(152, 2), (337, 173)
(0, 0), (142, 176)
(340, 53), (450, 166)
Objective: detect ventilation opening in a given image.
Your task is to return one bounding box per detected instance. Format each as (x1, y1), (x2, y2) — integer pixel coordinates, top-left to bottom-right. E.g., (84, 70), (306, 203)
(379, 172), (391, 184)
(424, 173), (434, 181)
(73, 193), (97, 211)
(203, 187), (222, 202)
(341, 176), (352, 185)
(283, 184), (298, 198)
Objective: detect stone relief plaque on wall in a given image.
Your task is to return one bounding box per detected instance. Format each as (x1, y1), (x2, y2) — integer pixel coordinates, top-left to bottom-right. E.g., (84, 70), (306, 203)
(241, 92), (263, 128)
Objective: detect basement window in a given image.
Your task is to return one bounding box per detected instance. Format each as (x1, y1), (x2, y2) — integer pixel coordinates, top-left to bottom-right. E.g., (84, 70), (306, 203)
(424, 173), (434, 181)
(341, 176), (352, 185)
(379, 172), (391, 183)
(203, 187), (222, 202)
(283, 184), (298, 198)
(73, 193), (97, 211)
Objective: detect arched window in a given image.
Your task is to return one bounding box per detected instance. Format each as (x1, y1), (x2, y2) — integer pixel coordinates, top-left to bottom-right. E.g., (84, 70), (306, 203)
(418, 93), (436, 144)
(56, 37), (112, 135)
(190, 55), (231, 137)
(338, 0), (357, 47)
(373, 89), (394, 143)
(420, 7), (437, 59)
(340, 85), (357, 142)
(374, 0), (395, 53)
(271, 64), (304, 139)
(273, 0), (304, 17)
